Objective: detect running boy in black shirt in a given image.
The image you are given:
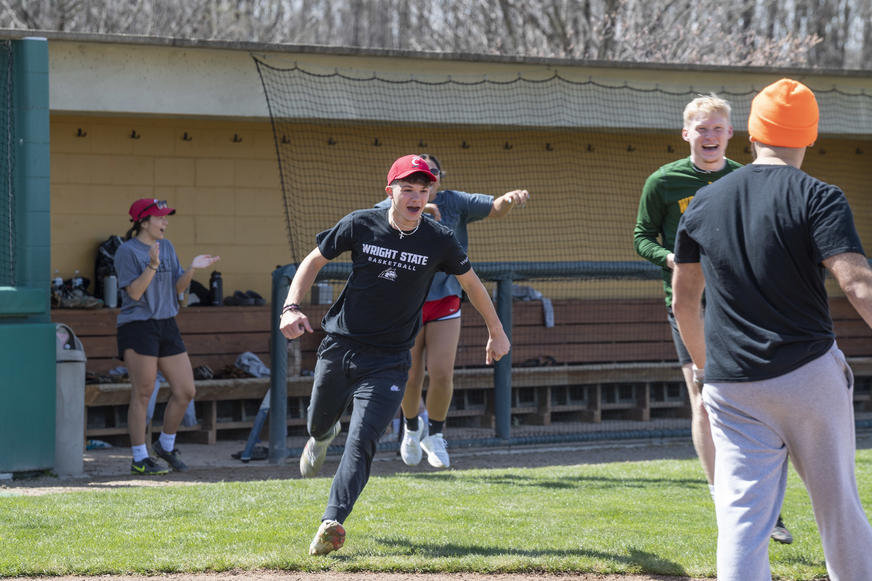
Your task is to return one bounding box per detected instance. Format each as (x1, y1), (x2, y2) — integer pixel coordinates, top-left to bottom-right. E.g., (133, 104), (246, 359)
(279, 154), (511, 555)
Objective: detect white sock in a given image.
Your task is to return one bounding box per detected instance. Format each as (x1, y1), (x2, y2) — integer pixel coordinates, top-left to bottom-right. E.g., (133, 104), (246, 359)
(131, 444), (149, 462)
(159, 432), (176, 452)
(708, 483), (715, 499)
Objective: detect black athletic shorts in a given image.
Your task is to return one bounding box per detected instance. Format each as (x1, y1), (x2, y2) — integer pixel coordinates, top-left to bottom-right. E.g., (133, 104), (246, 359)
(665, 306), (692, 365)
(117, 317), (186, 360)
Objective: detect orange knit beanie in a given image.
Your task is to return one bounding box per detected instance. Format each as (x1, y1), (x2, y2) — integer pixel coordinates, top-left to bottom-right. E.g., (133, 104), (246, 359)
(748, 78), (819, 148)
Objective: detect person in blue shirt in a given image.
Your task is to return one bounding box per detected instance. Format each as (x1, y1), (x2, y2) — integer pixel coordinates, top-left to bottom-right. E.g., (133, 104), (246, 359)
(115, 198), (219, 475)
(379, 153), (529, 468)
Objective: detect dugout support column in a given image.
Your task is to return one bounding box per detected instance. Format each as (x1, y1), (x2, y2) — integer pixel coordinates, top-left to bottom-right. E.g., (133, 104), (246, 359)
(268, 264), (296, 464)
(494, 277), (513, 440)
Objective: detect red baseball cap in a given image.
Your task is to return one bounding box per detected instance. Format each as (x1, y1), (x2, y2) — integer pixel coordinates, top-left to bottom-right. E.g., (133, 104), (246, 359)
(386, 155), (438, 186)
(129, 198), (176, 222)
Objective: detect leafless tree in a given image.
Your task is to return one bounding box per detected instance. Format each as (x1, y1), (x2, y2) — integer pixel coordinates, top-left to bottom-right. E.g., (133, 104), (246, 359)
(0, 0), (861, 69)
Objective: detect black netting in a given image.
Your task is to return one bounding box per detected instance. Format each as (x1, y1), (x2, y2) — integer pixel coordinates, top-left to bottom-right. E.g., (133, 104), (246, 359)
(256, 58), (872, 437)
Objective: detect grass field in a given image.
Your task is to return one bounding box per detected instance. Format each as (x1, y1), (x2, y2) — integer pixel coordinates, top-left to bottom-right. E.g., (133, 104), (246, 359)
(1, 449), (870, 580)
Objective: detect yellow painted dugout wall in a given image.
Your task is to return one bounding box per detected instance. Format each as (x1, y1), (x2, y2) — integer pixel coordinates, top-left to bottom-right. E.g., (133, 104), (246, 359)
(50, 115), (287, 299)
(50, 115), (872, 301)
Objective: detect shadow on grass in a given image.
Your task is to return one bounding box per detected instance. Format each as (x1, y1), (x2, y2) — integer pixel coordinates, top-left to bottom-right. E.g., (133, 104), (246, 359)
(372, 537), (689, 576)
(399, 471), (705, 491)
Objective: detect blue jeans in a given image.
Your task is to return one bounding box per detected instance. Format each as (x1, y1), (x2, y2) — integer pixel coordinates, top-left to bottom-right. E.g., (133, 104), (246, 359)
(308, 334), (410, 523)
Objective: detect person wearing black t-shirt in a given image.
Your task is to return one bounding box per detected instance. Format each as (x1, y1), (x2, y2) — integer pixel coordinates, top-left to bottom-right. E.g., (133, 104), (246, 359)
(279, 155), (511, 556)
(673, 79), (872, 581)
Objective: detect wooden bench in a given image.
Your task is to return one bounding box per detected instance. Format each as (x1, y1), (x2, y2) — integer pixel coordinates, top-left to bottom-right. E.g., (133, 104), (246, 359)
(54, 305), (275, 375)
(54, 305), (280, 444)
(53, 296), (872, 444)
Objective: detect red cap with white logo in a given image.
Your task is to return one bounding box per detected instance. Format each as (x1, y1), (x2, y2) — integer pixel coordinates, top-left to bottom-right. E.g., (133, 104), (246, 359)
(386, 155), (438, 186)
(128, 198), (176, 222)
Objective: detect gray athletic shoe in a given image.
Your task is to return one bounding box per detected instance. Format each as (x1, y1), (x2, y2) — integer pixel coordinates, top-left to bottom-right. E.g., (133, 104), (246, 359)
(309, 519), (345, 555)
(299, 421), (341, 478)
(153, 440), (188, 472)
(771, 516), (793, 544)
(130, 457), (169, 475)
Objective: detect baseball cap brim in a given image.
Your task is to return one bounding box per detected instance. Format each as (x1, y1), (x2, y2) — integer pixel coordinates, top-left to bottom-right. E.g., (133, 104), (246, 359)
(393, 168), (437, 182)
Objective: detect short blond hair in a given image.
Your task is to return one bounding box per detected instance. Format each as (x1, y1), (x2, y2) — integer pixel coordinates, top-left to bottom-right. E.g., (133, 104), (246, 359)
(683, 94), (732, 128)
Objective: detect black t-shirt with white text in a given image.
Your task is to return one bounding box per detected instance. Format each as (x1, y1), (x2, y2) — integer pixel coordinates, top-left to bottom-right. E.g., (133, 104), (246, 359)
(317, 207), (471, 350)
(675, 164), (865, 382)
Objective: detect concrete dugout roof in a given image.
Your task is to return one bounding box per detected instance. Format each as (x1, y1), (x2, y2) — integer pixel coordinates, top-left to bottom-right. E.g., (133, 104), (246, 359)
(2, 29), (872, 133)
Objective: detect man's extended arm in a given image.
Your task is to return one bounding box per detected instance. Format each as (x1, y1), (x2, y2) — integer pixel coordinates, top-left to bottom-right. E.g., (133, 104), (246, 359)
(634, 175), (672, 268)
(824, 252), (872, 329)
(279, 247), (330, 340)
(456, 269), (511, 365)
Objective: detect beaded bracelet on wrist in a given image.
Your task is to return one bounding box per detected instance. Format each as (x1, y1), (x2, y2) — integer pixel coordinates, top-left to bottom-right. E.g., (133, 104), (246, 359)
(282, 303), (301, 314)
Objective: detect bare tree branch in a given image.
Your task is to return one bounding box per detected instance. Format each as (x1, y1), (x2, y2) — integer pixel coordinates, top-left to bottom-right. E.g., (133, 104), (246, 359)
(0, 0), (847, 69)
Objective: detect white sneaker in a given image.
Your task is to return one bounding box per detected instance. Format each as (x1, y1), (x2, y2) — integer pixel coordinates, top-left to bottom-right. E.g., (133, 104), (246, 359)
(308, 519), (345, 555)
(300, 421), (341, 478)
(400, 417), (427, 466)
(421, 432), (450, 468)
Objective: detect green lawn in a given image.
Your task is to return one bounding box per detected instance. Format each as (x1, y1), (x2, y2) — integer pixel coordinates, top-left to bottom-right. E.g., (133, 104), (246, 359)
(2, 450), (869, 580)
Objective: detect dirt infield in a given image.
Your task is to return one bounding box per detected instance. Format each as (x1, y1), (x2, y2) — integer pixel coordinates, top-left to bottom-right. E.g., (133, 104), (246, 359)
(2, 436), (705, 495)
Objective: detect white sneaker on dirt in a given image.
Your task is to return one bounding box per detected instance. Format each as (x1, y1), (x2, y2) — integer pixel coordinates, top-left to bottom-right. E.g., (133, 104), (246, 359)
(309, 519), (345, 555)
(421, 432), (450, 468)
(300, 421), (341, 478)
(400, 417), (427, 466)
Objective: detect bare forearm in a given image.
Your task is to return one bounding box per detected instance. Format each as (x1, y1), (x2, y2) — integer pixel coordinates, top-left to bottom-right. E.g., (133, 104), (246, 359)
(459, 273), (502, 334)
(279, 248), (328, 340)
(489, 190), (529, 218)
(490, 197), (514, 218)
(285, 248), (328, 307)
(126, 267), (157, 301)
(176, 267), (196, 295)
(672, 262), (706, 367)
(826, 252), (872, 329)
(457, 269), (511, 364)
(674, 301), (706, 366)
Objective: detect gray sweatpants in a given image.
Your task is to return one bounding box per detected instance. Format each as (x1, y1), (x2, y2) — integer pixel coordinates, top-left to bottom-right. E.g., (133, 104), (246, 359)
(703, 343), (872, 581)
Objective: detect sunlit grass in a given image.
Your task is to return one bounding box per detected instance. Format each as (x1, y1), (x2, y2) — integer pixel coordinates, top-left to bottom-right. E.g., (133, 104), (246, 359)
(2, 449), (870, 579)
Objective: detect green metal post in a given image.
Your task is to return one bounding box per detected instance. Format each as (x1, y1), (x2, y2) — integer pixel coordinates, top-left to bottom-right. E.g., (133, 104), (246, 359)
(0, 38), (54, 473)
(268, 264), (296, 464)
(493, 276), (513, 440)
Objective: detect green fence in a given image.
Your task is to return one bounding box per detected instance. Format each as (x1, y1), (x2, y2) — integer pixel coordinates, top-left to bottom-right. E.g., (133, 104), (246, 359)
(0, 37), (54, 474)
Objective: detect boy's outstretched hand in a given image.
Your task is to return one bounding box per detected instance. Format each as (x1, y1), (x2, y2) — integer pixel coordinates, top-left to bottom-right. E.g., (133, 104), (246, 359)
(280, 310), (313, 340)
(486, 332), (511, 365)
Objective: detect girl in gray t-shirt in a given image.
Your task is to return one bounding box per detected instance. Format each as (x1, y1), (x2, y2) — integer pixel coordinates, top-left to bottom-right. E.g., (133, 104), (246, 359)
(115, 198), (220, 475)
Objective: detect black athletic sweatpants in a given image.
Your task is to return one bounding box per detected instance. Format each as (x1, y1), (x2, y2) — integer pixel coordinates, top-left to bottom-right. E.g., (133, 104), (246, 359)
(307, 334), (410, 524)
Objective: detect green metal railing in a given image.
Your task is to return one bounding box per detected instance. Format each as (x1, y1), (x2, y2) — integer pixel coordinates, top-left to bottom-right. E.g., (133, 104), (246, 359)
(266, 260), (660, 463)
